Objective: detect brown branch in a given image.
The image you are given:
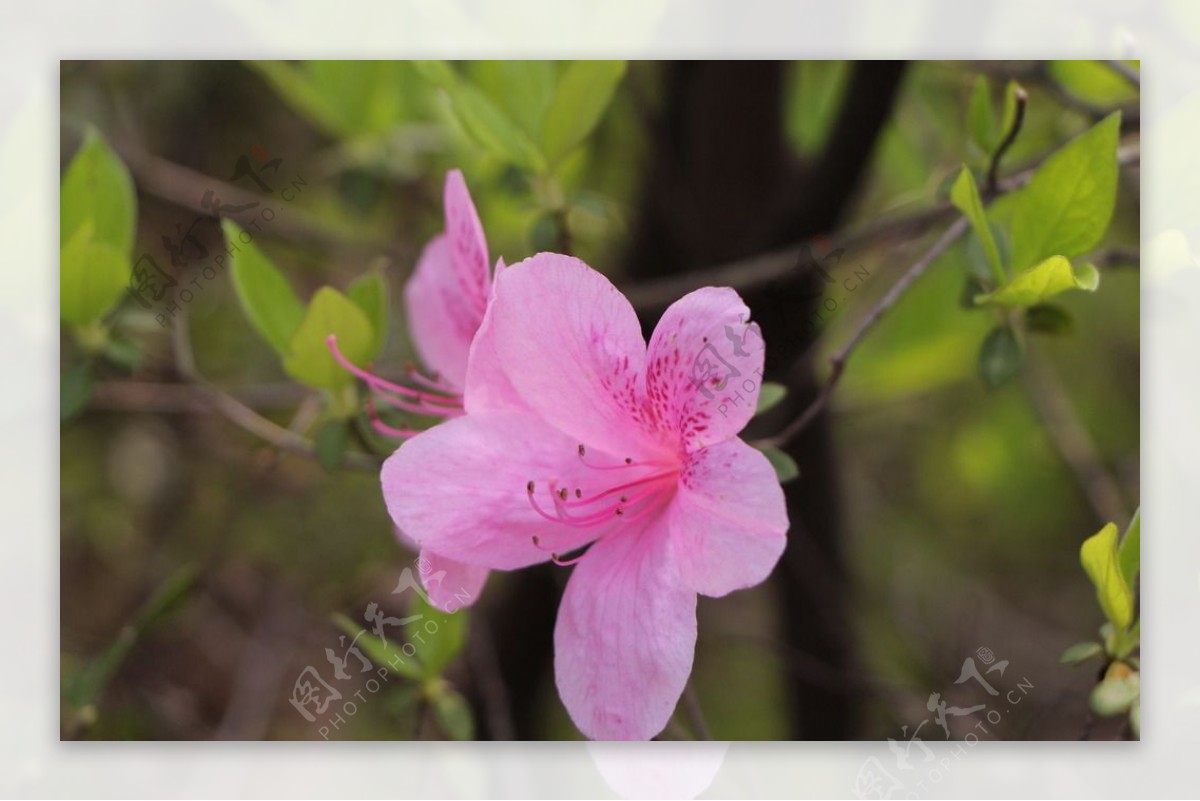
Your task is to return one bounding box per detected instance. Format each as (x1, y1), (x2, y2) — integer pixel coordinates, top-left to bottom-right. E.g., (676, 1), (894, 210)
(759, 217), (970, 449)
(1022, 348), (1130, 525)
(623, 147), (1138, 312)
(169, 309), (381, 471)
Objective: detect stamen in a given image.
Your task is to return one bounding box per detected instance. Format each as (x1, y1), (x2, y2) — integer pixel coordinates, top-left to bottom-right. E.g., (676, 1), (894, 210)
(366, 396), (420, 439)
(327, 335), (463, 415)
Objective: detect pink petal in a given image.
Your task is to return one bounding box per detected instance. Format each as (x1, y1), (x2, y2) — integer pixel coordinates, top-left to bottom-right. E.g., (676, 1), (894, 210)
(402, 171), (491, 389)
(490, 254), (652, 458)
(403, 234), (482, 389)
(554, 527), (697, 740)
(463, 259), (529, 416)
(382, 411), (609, 570)
(667, 438), (788, 597)
(418, 549), (489, 612)
(645, 287), (764, 451)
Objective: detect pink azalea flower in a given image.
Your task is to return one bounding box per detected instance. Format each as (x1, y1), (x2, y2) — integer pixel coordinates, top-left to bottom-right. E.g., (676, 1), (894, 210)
(328, 170), (496, 610)
(382, 253), (789, 740)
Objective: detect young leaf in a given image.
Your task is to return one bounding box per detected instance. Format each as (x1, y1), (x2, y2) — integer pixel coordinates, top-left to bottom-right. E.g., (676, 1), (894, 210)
(1060, 641), (1104, 665)
(1080, 522), (1135, 631)
(966, 75), (996, 155)
(406, 593), (468, 681)
(540, 61), (627, 167)
(224, 220), (305, 355)
(346, 269), (389, 360)
(1009, 113), (1121, 271)
(332, 613), (424, 681)
(1118, 507), (1140, 589)
(978, 325), (1022, 388)
(431, 686), (475, 740)
(1090, 673), (1139, 716)
(950, 167), (1005, 284)
(61, 128), (137, 255)
(283, 288), (373, 390)
(314, 420), (349, 470)
(416, 61), (545, 172)
(755, 382), (788, 416)
(975, 256), (1099, 308)
(60, 221), (130, 326)
(61, 361), (93, 421)
(758, 445), (800, 484)
(1025, 303), (1073, 335)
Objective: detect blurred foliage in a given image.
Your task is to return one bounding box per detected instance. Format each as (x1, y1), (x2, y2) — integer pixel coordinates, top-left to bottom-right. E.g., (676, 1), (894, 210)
(60, 60), (1138, 740)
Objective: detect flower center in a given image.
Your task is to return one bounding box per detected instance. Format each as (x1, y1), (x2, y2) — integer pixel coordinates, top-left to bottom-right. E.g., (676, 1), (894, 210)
(327, 334), (463, 439)
(525, 444), (680, 566)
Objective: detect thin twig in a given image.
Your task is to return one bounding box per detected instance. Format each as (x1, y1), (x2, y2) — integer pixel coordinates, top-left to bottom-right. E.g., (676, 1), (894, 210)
(622, 147), (1138, 311)
(169, 310), (381, 471)
(987, 85), (1028, 193)
(760, 217), (970, 449)
(1022, 348), (1130, 525)
(681, 682), (711, 741)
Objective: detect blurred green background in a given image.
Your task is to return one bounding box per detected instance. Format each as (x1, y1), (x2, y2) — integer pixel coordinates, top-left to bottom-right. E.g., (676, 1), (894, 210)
(59, 60), (1139, 740)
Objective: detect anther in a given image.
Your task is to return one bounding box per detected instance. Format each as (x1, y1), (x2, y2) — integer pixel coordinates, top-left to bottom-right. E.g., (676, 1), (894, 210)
(558, 488), (569, 501)
(578, 444), (586, 456)
(526, 481), (535, 494)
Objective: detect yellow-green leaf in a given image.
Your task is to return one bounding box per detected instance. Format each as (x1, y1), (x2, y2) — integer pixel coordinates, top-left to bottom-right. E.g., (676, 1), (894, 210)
(284, 288), (373, 390)
(540, 61), (627, 167)
(950, 167), (1005, 285)
(60, 221), (130, 326)
(1118, 508), (1140, 589)
(61, 128), (137, 255)
(975, 255), (1099, 308)
(1009, 112), (1121, 271)
(346, 269), (389, 360)
(225, 220), (305, 356)
(1080, 522), (1134, 631)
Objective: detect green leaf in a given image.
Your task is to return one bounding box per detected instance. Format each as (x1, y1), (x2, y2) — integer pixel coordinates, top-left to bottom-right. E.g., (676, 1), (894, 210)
(978, 325), (1022, 388)
(1060, 641), (1104, 665)
(406, 593), (468, 681)
(975, 256), (1099, 308)
(61, 128), (137, 255)
(284, 287), (373, 390)
(1081, 522), (1135, 631)
(1025, 303), (1073, 335)
(1048, 61), (1138, 107)
(314, 420), (349, 470)
(1118, 507), (1140, 589)
(331, 613), (424, 681)
(1129, 697), (1140, 739)
(346, 269), (389, 360)
(967, 75), (996, 155)
(785, 61), (852, 156)
(759, 446), (799, 484)
(224, 220), (306, 355)
(950, 167), (1005, 284)
(103, 336), (142, 372)
(471, 61), (559, 138)
(61, 361), (93, 421)
(1009, 113), (1121, 271)
(755, 382), (788, 416)
(430, 685), (475, 740)
(540, 61), (627, 167)
(999, 80), (1023, 148)
(60, 221), (131, 326)
(417, 61), (545, 172)
(1090, 673), (1139, 716)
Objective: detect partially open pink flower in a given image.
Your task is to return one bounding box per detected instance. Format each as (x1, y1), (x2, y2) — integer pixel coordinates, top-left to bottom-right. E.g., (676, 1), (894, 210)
(329, 170), (497, 610)
(382, 254), (789, 739)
